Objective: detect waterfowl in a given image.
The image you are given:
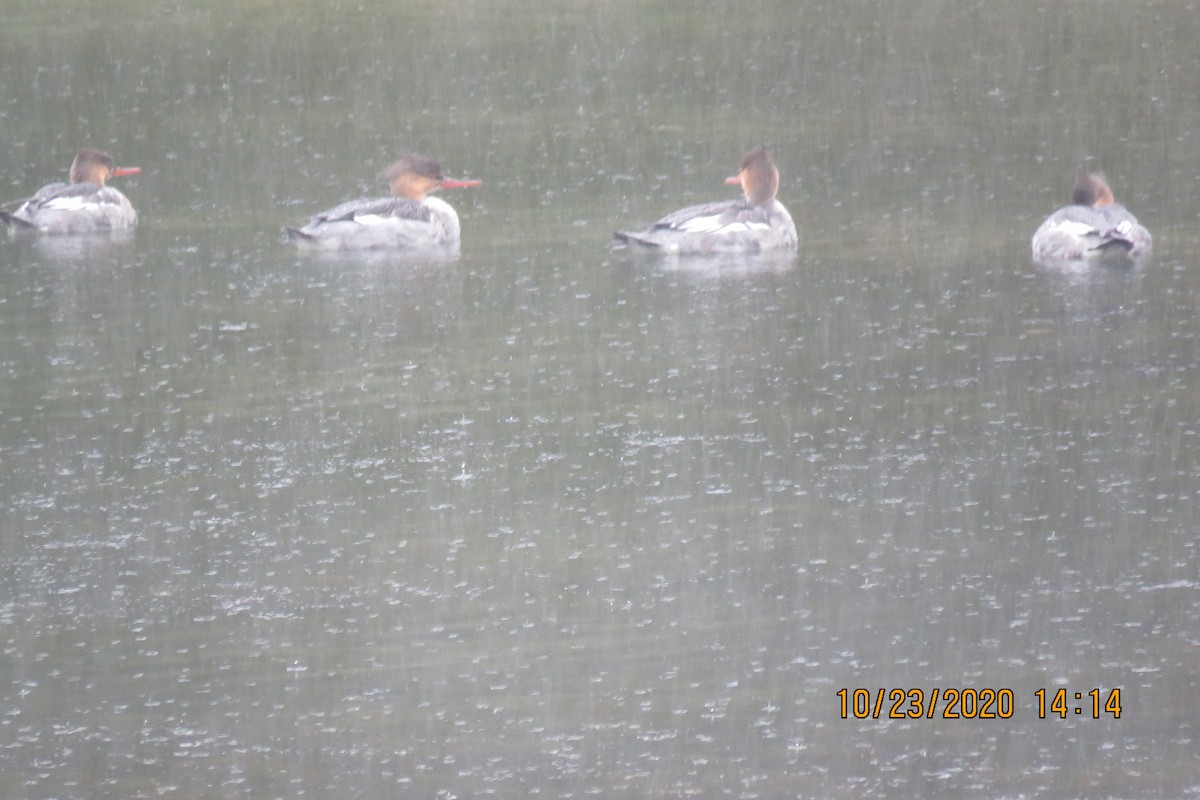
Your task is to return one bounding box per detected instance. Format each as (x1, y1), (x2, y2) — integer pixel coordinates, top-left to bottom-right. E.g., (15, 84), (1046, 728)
(614, 145), (798, 254)
(1, 148), (139, 234)
(284, 153), (480, 251)
(1031, 172), (1151, 268)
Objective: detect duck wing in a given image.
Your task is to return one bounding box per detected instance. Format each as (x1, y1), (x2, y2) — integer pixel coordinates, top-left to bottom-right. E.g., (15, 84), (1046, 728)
(309, 196), (432, 226)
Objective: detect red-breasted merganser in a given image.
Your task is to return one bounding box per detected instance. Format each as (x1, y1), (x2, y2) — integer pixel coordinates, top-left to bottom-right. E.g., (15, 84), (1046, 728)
(284, 153), (481, 250)
(614, 145), (798, 254)
(1031, 172), (1151, 268)
(1, 148), (139, 234)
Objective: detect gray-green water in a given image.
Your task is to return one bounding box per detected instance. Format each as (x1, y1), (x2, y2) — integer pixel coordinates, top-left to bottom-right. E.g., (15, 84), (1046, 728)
(1, 2), (1197, 798)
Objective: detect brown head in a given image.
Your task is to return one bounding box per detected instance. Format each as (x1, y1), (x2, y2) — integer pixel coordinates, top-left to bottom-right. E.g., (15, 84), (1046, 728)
(723, 145), (781, 206)
(1071, 172), (1115, 207)
(68, 148), (140, 186)
(386, 153), (481, 200)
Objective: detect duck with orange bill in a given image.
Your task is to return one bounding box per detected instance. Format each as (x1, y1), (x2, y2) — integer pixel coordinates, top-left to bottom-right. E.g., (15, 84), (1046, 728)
(284, 153), (481, 251)
(1, 148), (140, 234)
(614, 146), (797, 255)
(1031, 171), (1151, 268)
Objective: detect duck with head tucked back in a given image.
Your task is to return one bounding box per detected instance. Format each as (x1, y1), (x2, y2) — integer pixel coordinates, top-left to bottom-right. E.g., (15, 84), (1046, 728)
(1031, 171), (1151, 268)
(284, 153), (481, 251)
(1, 148), (140, 234)
(614, 145), (798, 255)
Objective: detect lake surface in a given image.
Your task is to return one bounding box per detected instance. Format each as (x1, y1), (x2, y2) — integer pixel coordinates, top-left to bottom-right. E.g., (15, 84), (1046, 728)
(1, 2), (1197, 798)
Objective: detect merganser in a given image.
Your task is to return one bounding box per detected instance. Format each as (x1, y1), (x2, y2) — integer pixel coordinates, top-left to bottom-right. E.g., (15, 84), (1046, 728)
(1, 148), (139, 234)
(614, 145), (798, 254)
(284, 153), (481, 251)
(1031, 172), (1151, 268)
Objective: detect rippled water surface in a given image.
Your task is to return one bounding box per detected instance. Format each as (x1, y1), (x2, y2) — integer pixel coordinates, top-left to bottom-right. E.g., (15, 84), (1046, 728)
(2, 2), (1198, 798)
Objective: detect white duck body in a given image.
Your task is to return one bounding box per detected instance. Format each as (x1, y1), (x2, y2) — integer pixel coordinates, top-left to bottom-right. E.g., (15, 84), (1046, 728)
(287, 194), (461, 251)
(618, 196), (797, 254)
(1032, 203), (1151, 267)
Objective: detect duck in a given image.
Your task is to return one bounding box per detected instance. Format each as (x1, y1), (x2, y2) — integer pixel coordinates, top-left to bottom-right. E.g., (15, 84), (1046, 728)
(613, 145), (798, 254)
(1, 148), (139, 234)
(1031, 172), (1151, 267)
(284, 153), (481, 251)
